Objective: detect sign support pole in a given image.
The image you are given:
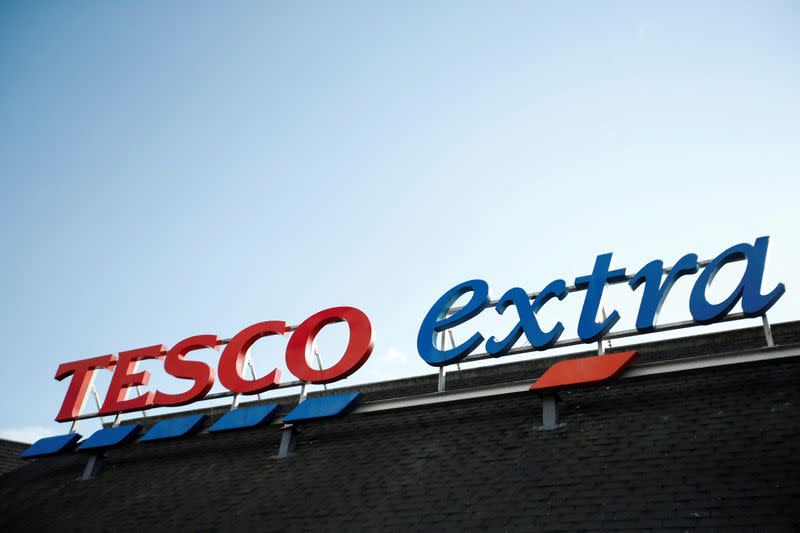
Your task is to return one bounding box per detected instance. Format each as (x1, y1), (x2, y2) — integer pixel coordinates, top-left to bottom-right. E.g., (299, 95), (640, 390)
(437, 332), (447, 393)
(762, 314), (775, 347)
(80, 452), (104, 481)
(230, 348), (255, 411)
(314, 345), (327, 390)
(598, 306), (609, 355)
(540, 394), (561, 430)
(277, 385), (307, 459)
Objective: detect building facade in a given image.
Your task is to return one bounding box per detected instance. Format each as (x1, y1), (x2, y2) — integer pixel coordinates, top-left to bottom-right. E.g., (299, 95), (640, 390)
(1, 322), (799, 531)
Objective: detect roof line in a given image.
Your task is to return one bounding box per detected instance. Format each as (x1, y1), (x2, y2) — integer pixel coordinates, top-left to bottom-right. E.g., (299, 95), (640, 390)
(264, 342), (800, 424)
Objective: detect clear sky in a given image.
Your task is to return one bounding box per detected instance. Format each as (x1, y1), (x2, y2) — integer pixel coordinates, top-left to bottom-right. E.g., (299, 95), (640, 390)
(1, 1), (798, 442)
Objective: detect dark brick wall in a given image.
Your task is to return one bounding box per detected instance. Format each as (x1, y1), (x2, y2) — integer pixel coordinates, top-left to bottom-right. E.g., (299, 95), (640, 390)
(1, 322), (799, 531)
(0, 440), (26, 476)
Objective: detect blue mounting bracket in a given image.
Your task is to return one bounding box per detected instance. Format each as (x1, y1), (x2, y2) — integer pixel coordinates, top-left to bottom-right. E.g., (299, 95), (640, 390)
(209, 404), (281, 434)
(20, 433), (82, 459)
(139, 414), (207, 442)
(278, 392), (363, 459)
(76, 424), (142, 481)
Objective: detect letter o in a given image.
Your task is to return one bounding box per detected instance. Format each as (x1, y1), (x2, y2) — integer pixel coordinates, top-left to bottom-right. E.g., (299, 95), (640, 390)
(285, 306), (374, 384)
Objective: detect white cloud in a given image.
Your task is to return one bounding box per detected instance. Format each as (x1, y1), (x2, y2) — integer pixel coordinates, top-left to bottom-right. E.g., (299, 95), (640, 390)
(0, 425), (62, 444)
(385, 346), (408, 365)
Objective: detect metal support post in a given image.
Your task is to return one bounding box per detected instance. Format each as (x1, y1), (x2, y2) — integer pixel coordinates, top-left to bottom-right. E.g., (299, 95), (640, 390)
(448, 331), (461, 370)
(247, 360), (262, 399)
(298, 382), (308, 403)
(448, 331), (457, 349)
(598, 306), (609, 354)
(112, 373), (128, 427)
(762, 314), (775, 347)
(231, 348), (255, 410)
(69, 374), (105, 433)
(136, 385), (147, 417)
(277, 425), (298, 459)
(437, 332), (447, 393)
(277, 380), (309, 459)
(540, 394), (561, 430)
(80, 453), (105, 481)
(314, 346), (327, 390)
(91, 385), (105, 426)
(230, 394), (241, 411)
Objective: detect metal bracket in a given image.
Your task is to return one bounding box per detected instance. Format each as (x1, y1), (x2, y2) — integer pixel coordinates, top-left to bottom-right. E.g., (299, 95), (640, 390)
(298, 383), (308, 403)
(314, 345), (328, 390)
(230, 393), (242, 411)
(247, 360), (262, 399)
(68, 375), (106, 433)
(437, 367), (446, 393)
(276, 380), (312, 458)
(762, 314), (775, 347)
(451, 331), (461, 371)
(91, 385), (105, 426)
(135, 385), (147, 417)
(597, 306), (610, 355)
(80, 453), (105, 481)
(539, 394), (561, 430)
(231, 348), (257, 410)
(435, 330), (459, 392)
(277, 425), (298, 459)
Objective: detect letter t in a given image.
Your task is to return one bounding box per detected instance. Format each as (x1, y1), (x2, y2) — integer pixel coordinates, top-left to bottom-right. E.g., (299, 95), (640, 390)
(575, 253), (626, 343)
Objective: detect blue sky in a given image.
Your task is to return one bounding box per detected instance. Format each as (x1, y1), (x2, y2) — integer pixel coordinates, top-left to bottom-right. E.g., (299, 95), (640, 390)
(1, 1), (798, 442)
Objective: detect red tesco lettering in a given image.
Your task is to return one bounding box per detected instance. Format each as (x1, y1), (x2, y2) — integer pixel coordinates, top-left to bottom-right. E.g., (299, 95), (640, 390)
(55, 306), (375, 422)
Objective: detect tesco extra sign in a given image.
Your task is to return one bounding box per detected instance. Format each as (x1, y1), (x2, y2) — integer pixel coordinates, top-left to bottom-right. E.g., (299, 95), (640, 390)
(417, 236), (786, 366)
(54, 307), (374, 422)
